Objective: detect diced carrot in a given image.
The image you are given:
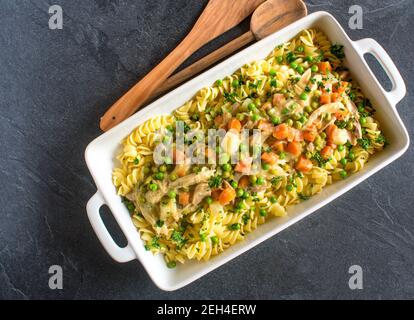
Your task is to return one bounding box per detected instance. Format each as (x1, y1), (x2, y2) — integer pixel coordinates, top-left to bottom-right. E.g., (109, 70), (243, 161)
(262, 102), (272, 110)
(228, 118), (242, 132)
(272, 141), (285, 152)
(261, 152), (278, 165)
(318, 61), (332, 74)
(173, 148), (186, 164)
(303, 130), (317, 142)
(331, 92), (340, 102)
(238, 176), (250, 188)
(214, 115), (223, 126)
(211, 189), (221, 201)
(286, 141), (302, 157)
(219, 187), (236, 206)
(296, 156), (313, 172)
(319, 93), (331, 105)
(334, 81), (349, 94)
(320, 146), (334, 159)
(325, 124), (338, 144)
(258, 119), (272, 131)
(175, 165), (188, 177)
(178, 192), (190, 206)
(234, 158), (252, 173)
(273, 123), (289, 140)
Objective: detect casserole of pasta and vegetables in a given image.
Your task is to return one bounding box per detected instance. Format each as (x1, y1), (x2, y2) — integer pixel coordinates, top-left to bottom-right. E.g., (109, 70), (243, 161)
(112, 29), (387, 268)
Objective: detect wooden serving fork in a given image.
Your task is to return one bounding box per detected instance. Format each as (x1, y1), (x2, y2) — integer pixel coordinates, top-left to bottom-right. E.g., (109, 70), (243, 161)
(100, 0), (265, 131)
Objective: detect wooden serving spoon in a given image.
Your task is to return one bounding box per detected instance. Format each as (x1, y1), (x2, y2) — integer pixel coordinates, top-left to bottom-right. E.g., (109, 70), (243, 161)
(100, 0), (265, 131)
(151, 0), (307, 99)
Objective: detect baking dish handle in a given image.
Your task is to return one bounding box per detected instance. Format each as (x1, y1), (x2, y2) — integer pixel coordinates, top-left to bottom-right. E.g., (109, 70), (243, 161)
(87, 192), (136, 263)
(354, 38), (406, 105)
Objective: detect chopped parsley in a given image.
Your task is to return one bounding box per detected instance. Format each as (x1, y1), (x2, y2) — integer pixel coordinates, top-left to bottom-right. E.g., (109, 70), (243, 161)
(312, 151), (330, 167)
(223, 92), (236, 103)
(358, 137), (371, 150)
(228, 223), (241, 231)
(172, 230), (186, 249)
(121, 197), (135, 214)
(271, 176), (282, 186)
(330, 44), (345, 59)
(335, 120), (348, 129)
(156, 220), (164, 228)
(298, 193), (310, 201)
(151, 236), (161, 249)
(242, 214), (250, 225)
(209, 175), (223, 188)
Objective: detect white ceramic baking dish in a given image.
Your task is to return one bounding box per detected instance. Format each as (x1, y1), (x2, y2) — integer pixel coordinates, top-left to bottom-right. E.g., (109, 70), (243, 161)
(85, 11), (408, 291)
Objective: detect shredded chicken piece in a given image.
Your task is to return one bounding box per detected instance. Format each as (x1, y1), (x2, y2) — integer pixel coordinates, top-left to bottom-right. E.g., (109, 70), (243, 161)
(170, 167), (215, 189)
(145, 180), (168, 204)
(135, 201), (157, 227)
(304, 102), (345, 130)
(294, 68), (312, 95)
(192, 183), (211, 205)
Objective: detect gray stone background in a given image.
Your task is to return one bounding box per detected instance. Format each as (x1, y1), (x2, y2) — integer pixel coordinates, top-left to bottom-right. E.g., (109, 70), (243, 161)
(0, 0), (413, 299)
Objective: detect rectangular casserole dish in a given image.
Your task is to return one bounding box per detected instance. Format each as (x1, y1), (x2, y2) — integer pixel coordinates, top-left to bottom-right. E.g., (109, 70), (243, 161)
(85, 11), (409, 291)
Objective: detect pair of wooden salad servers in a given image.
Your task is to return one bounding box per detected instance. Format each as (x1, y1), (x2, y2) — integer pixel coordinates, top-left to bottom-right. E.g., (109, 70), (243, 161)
(100, 0), (307, 131)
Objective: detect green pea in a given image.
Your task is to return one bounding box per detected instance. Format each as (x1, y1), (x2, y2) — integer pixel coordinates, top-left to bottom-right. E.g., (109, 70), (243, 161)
(232, 79), (239, 87)
(290, 62), (298, 69)
(320, 132), (327, 139)
(294, 121), (302, 129)
(167, 261), (176, 269)
(340, 170), (347, 179)
(286, 119), (293, 126)
(286, 184), (294, 192)
(305, 56), (313, 62)
(297, 46), (304, 53)
(155, 172), (164, 180)
(271, 116), (281, 125)
(219, 153), (230, 164)
(159, 165), (167, 173)
(305, 151), (313, 159)
(299, 92), (308, 100)
(337, 145), (345, 152)
(249, 175), (257, 184)
(296, 65), (304, 74)
(340, 158), (347, 166)
(292, 113), (301, 120)
(299, 115), (307, 123)
(346, 122), (354, 130)
(259, 209), (267, 217)
(256, 176), (265, 185)
(216, 79), (223, 86)
(239, 143), (248, 152)
(360, 117), (367, 125)
(222, 171), (230, 179)
(311, 101), (319, 109)
(149, 183), (158, 191)
(252, 114), (261, 122)
(169, 173), (178, 181)
(237, 188), (244, 197)
(270, 196), (277, 204)
(262, 163), (270, 170)
(236, 113), (245, 121)
(269, 69), (277, 76)
(270, 79), (277, 87)
(248, 102), (256, 111)
(168, 191), (176, 199)
(230, 180), (238, 189)
(276, 56), (283, 63)
(348, 151), (355, 160)
(143, 167), (150, 174)
(206, 196), (213, 205)
(304, 105), (312, 113)
(222, 163), (231, 172)
(311, 65), (318, 72)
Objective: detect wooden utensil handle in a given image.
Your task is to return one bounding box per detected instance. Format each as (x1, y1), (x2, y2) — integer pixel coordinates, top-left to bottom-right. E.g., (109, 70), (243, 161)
(152, 31), (255, 99)
(100, 39), (195, 131)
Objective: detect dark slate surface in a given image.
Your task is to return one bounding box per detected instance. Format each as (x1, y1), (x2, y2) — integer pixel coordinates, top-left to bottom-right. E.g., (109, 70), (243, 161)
(0, 0), (413, 299)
